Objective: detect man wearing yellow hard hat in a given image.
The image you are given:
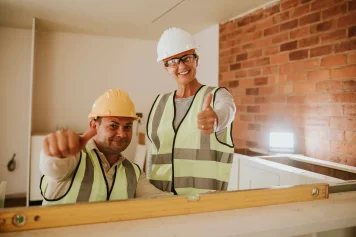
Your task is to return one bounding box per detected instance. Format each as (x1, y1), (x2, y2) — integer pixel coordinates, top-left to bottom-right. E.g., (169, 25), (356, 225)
(147, 28), (236, 196)
(40, 89), (170, 206)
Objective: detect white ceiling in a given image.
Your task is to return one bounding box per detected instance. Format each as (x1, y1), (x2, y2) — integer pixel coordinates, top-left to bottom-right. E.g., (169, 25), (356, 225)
(0, 0), (273, 40)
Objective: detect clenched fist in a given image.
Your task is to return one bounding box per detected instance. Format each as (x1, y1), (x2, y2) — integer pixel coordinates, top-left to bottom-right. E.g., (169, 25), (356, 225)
(197, 93), (217, 135)
(43, 128), (96, 158)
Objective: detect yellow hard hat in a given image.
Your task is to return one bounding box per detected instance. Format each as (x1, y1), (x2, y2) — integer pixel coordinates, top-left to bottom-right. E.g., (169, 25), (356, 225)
(88, 89), (138, 120)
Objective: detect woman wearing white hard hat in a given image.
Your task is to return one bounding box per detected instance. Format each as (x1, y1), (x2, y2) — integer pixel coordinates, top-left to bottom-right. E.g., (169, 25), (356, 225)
(147, 28), (236, 196)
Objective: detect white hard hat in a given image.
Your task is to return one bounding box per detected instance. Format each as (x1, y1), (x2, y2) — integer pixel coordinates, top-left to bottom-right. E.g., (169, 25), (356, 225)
(156, 27), (198, 62)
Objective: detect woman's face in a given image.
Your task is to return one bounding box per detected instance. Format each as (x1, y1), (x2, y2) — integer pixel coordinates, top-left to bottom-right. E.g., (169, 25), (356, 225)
(163, 49), (199, 86)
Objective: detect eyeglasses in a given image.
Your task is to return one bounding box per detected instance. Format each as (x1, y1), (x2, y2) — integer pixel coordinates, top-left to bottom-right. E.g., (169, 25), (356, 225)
(164, 54), (198, 68)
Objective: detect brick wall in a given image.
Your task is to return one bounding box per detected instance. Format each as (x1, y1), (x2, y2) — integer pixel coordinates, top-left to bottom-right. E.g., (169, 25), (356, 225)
(219, 0), (356, 165)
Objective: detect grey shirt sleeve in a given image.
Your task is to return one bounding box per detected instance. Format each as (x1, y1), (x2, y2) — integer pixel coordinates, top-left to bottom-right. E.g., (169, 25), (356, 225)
(214, 88), (236, 138)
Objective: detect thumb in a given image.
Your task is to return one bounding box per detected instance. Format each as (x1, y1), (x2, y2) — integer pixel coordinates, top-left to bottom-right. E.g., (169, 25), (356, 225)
(80, 127), (97, 147)
(202, 93), (213, 111)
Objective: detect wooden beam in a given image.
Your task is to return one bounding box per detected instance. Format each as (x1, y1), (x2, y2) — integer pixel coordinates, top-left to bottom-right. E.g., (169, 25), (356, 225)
(0, 183), (328, 233)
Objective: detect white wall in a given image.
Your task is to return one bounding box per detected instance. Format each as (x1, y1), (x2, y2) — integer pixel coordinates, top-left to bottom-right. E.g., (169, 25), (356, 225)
(0, 27), (32, 195)
(32, 31), (176, 159)
(194, 24), (219, 87)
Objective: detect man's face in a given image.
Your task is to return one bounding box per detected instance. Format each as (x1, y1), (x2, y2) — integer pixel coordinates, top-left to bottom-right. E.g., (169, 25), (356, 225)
(163, 49), (199, 86)
(92, 117), (134, 154)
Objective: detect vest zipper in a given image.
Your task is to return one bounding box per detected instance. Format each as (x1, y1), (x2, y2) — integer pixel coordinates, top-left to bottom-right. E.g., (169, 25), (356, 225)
(171, 85), (205, 195)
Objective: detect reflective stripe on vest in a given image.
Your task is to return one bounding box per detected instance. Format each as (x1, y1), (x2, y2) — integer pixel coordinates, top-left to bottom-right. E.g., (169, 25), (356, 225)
(147, 85), (234, 196)
(40, 146), (141, 206)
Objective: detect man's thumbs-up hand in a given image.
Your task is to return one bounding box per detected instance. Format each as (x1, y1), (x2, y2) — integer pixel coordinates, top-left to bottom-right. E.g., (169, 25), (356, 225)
(43, 128), (97, 158)
(197, 93), (217, 135)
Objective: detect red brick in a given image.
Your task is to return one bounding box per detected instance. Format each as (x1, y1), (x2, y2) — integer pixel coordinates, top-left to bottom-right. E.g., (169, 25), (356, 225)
(220, 72), (235, 80)
(305, 94), (332, 103)
(230, 63), (241, 71)
(262, 65), (279, 75)
(311, 0), (339, 11)
(250, 10), (264, 23)
(349, 52), (356, 64)
(299, 59), (321, 71)
(246, 88), (259, 95)
(349, 25), (356, 38)
(248, 68), (261, 77)
(242, 60), (255, 69)
(257, 17), (274, 29)
(248, 124), (261, 132)
(232, 46), (242, 54)
(291, 4), (310, 18)
(288, 95), (306, 103)
(322, 3), (347, 20)
(272, 32), (289, 44)
(242, 25), (257, 33)
(334, 39), (356, 53)
(236, 70), (248, 78)
(338, 12), (356, 27)
(264, 4), (281, 17)
(350, 0), (356, 11)
(241, 97), (254, 105)
(289, 49), (309, 61)
(228, 80), (240, 88)
(240, 114), (254, 122)
(247, 106), (260, 113)
(280, 19), (299, 31)
(279, 84), (293, 94)
(271, 53), (290, 64)
(264, 25), (280, 36)
(280, 41), (298, 52)
(321, 29), (346, 43)
(254, 77), (269, 86)
(220, 21), (237, 34)
(236, 53), (248, 62)
(255, 38), (273, 48)
(346, 132), (356, 142)
(310, 45), (333, 58)
(269, 95), (287, 103)
(316, 80), (342, 92)
(343, 80), (356, 91)
(331, 65), (356, 79)
(300, 12), (321, 26)
(220, 48), (234, 58)
(290, 26), (309, 39)
(273, 11), (290, 24)
(287, 73), (307, 81)
(330, 117), (356, 131)
(307, 70), (330, 81)
(294, 81), (316, 94)
(242, 42), (256, 51)
(259, 86), (275, 95)
(310, 19), (336, 34)
(254, 96), (268, 104)
(236, 105), (247, 113)
(332, 92), (356, 103)
(344, 105), (356, 116)
(301, 0), (312, 4)
(330, 129), (345, 142)
(321, 55), (346, 67)
(248, 49), (263, 59)
(254, 114), (269, 122)
(239, 79), (254, 88)
(220, 65), (228, 73)
(281, 0), (299, 10)
(263, 46), (280, 56)
(299, 35), (320, 48)
(255, 58), (270, 66)
(220, 56), (235, 65)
